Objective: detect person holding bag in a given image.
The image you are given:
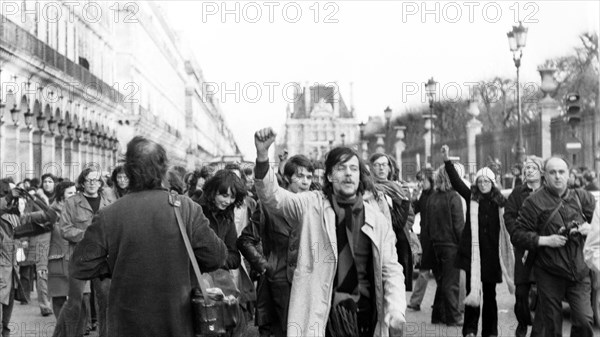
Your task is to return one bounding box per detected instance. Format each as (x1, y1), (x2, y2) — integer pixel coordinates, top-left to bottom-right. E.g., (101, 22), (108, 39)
(70, 136), (227, 336)
(198, 170), (247, 336)
(0, 186), (58, 336)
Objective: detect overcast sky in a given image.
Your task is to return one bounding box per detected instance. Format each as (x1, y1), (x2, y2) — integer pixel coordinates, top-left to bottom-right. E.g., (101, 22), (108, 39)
(162, 1), (599, 159)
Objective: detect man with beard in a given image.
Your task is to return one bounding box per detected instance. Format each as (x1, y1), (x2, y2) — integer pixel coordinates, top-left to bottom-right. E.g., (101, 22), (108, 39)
(253, 127), (405, 337)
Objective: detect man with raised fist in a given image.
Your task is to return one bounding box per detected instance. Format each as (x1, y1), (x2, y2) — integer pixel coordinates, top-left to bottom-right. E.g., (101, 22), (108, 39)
(253, 127), (406, 337)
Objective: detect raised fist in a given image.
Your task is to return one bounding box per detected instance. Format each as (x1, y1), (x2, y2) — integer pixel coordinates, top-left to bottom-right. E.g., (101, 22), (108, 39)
(441, 145), (450, 162)
(254, 128), (277, 160)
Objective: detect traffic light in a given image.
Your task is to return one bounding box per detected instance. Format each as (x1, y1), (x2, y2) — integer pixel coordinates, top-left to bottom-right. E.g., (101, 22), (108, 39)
(565, 92), (581, 128)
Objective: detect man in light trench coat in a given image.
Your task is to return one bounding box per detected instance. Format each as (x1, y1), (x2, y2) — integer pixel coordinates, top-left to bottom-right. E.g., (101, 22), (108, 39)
(253, 127), (406, 337)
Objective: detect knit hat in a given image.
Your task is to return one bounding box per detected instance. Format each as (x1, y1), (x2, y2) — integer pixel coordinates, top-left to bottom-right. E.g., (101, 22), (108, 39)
(474, 167), (496, 186)
(524, 156), (544, 173)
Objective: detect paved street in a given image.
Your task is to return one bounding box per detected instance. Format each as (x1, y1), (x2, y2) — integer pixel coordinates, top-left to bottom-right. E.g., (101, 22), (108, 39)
(9, 274), (600, 336)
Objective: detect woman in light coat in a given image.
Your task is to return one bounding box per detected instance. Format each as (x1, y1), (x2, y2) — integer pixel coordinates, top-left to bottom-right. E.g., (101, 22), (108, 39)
(45, 181), (77, 318)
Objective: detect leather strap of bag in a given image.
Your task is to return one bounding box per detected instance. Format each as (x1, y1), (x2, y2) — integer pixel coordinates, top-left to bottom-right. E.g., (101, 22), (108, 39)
(170, 193), (213, 303)
(542, 200), (563, 232)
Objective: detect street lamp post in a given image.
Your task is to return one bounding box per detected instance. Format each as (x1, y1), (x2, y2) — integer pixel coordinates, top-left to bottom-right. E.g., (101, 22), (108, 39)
(507, 21), (528, 164)
(425, 77), (437, 167)
(359, 121), (368, 160)
(0, 67), (5, 124)
(384, 106), (392, 153)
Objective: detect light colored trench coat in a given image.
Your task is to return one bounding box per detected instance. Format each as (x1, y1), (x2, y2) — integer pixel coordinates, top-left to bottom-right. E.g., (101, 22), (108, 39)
(255, 166), (406, 337)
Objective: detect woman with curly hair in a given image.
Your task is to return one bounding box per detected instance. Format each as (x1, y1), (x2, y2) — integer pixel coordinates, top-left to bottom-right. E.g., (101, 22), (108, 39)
(110, 165), (129, 199)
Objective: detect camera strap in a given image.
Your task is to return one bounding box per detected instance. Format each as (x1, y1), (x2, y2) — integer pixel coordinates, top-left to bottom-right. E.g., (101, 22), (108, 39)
(542, 200), (563, 233)
(572, 190), (587, 222)
(170, 193), (213, 304)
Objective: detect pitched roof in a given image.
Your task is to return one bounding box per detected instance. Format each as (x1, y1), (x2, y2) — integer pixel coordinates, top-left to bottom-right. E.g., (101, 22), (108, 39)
(291, 84), (353, 119)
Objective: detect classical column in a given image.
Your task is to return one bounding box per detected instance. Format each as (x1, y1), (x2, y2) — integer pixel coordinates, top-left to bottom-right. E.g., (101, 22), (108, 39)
(361, 140), (368, 161)
(80, 139), (89, 168)
(19, 128), (34, 179)
(54, 134), (64, 177)
(538, 63), (559, 159)
(2, 125), (20, 179)
(394, 126), (407, 180)
(63, 137), (73, 181)
(71, 138), (81, 180)
(423, 131), (431, 168)
(466, 99), (483, 171)
(41, 132), (55, 176)
(375, 133), (385, 154)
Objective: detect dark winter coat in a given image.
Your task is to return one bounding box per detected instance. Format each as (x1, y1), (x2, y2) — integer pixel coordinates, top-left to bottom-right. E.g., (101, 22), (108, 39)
(512, 186), (595, 281)
(425, 190), (464, 247)
(476, 194), (502, 283)
(237, 202), (299, 283)
(70, 189), (227, 337)
(200, 204), (241, 270)
(444, 160), (473, 271)
(413, 189), (434, 269)
(504, 183), (536, 284)
(237, 201), (300, 326)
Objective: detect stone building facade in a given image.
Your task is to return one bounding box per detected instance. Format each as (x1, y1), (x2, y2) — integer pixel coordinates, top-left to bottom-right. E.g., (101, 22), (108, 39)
(0, 1), (239, 182)
(277, 83), (359, 161)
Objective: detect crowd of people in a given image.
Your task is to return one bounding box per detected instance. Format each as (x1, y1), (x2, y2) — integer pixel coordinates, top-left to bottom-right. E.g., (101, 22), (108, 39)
(0, 129), (598, 337)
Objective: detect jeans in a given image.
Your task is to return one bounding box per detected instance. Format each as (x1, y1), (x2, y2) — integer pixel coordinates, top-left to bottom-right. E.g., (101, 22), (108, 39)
(431, 245), (462, 325)
(409, 270), (429, 307)
(91, 278), (110, 337)
(534, 267), (594, 337)
(52, 278), (89, 337)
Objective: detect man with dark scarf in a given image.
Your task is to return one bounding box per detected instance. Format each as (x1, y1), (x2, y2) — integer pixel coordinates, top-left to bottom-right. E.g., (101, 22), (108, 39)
(369, 153), (415, 292)
(253, 128), (406, 337)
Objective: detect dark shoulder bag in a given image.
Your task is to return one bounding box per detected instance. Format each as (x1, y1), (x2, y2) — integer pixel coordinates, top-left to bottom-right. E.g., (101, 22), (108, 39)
(522, 200), (563, 270)
(170, 194), (239, 336)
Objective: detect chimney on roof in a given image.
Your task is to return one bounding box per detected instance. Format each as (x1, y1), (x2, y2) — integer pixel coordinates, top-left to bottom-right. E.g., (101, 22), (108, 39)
(333, 82), (340, 117)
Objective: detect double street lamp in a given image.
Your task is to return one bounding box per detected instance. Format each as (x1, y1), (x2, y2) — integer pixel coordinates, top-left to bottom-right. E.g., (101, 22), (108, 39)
(359, 121), (367, 159)
(384, 106), (392, 153)
(424, 77), (437, 167)
(507, 21), (528, 163)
